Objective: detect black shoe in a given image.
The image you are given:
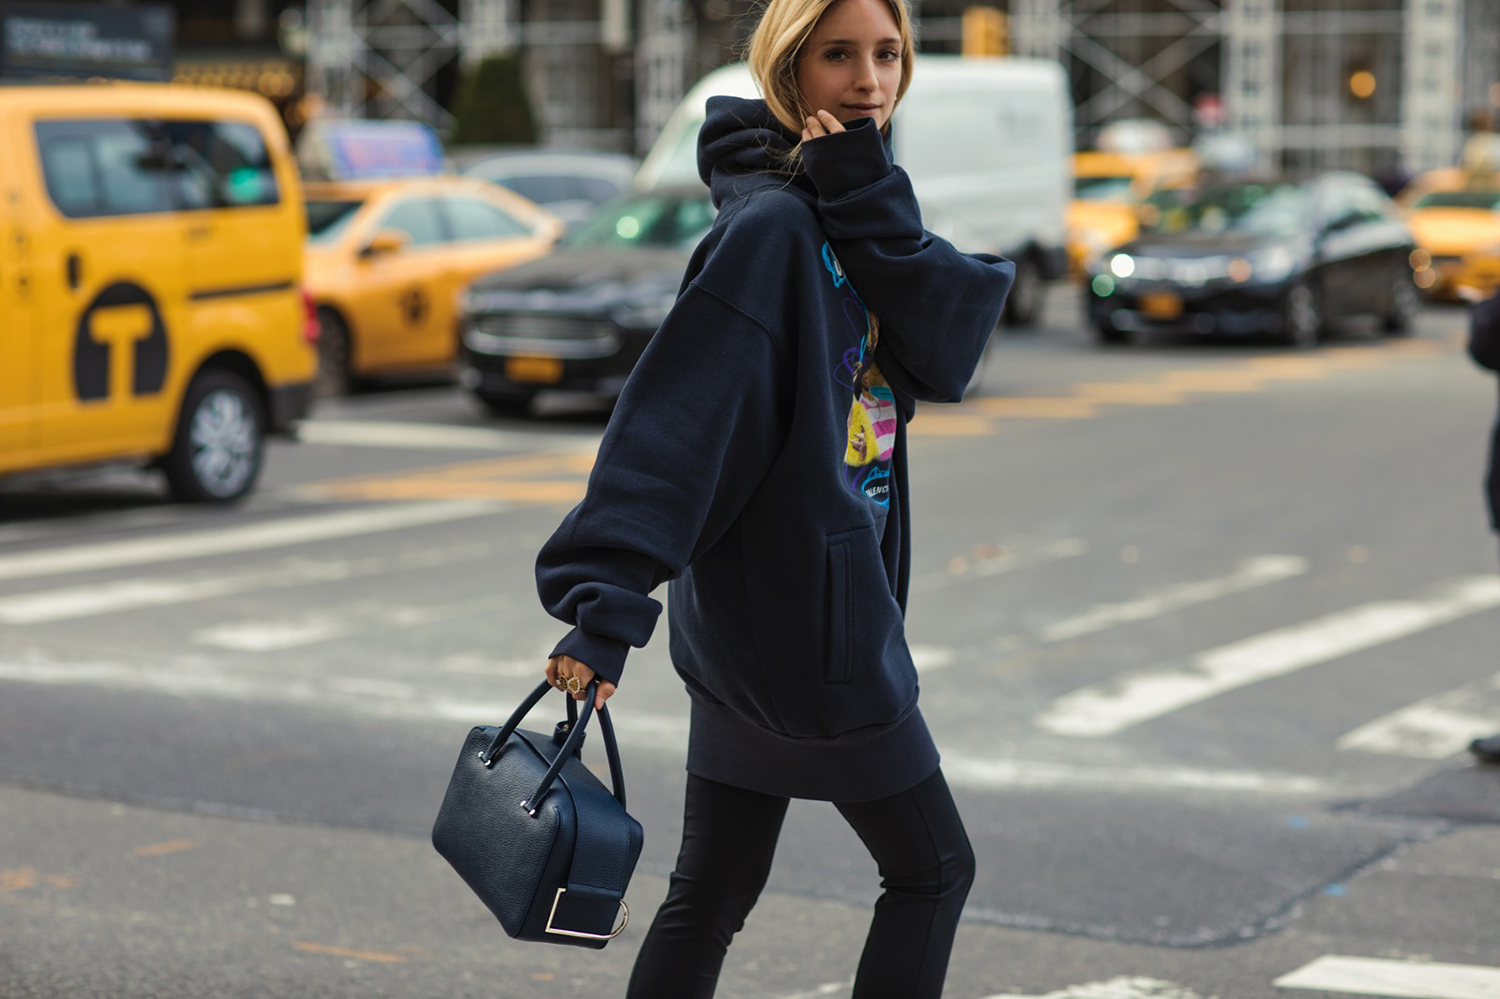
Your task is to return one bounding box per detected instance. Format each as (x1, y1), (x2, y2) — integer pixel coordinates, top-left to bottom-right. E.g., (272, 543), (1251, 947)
(1470, 734), (1500, 764)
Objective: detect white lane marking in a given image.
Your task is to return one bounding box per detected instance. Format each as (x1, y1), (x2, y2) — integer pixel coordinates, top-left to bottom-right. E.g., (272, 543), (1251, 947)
(0, 657), (1365, 797)
(911, 538), (1088, 594)
(195, 614), (354, 652)
(1038, 555), (1309, 643)
(298, 420), (599, 452)
(1337, 673), (1500, 758)
(979, 976), (1209, 999)
(0, 500), (503, 583)
(0, 543), (497, 624)
(1274, 955), (1500, 999)
(911, 645), (956, 672)
(1036, 576), (1500, 738)
(192, 596), (501, 651)
(941, 755), (1341, 797)
(775, 983), (849, 999)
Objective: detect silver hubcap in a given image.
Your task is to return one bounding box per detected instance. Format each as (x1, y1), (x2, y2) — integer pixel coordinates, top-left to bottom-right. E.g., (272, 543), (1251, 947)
(189, 389), (257, 496)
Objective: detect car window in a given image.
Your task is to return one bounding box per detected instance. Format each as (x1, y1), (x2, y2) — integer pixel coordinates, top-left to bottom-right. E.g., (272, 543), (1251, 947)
(1074, 176), (1135, 202)
(1141, 183), (1307, 238)
(374, 197), (446, 247)
(306, 199), (365, 243)
(35, 119), (174, 218)
(565, 193), (714, 249)
(579, 176), (626, 204)
(441, 195), (534, 241)
(163, 120), (280, 209)
(1414, 190), (1500, 210)
(496, 174), (571, 205)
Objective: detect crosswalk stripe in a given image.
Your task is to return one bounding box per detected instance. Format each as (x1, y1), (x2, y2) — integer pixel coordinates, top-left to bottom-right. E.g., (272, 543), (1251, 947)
(1274, 955), (1500, 999)
(0, 501), (503, 583)
(0, 543), (494, 624)
(1036, 576), (1500, 738)
(977, 976), (1209, 999)
(0, 656), (1366, 797)
(1337, 673), (1500, 758)
(1037, 555), (1308, 643)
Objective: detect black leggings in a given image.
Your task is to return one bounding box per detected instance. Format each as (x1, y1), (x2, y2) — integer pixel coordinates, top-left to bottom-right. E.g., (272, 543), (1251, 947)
(625, 768), (975, 999)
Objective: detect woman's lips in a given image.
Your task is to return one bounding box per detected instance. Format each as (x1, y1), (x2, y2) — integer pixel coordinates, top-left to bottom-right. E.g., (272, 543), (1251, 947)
(843, 105), (881, 117)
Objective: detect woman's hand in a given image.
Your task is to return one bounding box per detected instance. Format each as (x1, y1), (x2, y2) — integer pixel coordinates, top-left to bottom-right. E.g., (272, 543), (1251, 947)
(546, 654), (615, 711)
(802, 108), (847, 143)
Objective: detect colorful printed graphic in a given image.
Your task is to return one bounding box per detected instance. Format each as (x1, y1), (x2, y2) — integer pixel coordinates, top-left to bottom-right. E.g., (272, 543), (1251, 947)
(823, 243), (893, 507)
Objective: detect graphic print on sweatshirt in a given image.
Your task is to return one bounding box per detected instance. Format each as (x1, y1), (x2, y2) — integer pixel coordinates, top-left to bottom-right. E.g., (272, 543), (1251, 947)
(823, 243), (894, 508)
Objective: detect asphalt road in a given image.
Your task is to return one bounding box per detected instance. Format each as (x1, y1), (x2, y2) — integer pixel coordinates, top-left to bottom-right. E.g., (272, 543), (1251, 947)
(2, 288), (1499, 999)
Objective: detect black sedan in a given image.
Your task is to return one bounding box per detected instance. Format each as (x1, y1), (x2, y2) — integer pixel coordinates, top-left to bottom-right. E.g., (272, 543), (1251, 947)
(1084, 173), (1419, 347)
(457, 186), (717, 413)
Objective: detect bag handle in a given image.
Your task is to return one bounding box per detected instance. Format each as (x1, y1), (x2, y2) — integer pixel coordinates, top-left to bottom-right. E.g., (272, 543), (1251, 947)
(480, 680), (627, 815)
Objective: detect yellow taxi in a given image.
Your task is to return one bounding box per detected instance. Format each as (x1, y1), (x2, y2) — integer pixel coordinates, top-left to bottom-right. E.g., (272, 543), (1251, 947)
(0, 83), (316, 503)
(1067, 148), (1198, 275)
(1401, 179), (1500, 301)
(302, 176), (564, 394)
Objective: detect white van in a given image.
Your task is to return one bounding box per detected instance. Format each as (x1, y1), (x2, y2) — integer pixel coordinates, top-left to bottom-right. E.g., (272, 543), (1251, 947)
(634, 55), (1073, 325)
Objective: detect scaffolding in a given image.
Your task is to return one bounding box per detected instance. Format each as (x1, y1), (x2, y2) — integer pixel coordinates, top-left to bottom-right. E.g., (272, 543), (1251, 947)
(1008, 0), (1489, 176)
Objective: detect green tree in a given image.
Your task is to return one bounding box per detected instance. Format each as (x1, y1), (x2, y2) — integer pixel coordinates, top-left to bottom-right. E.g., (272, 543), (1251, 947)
(450, 53), (539, 146)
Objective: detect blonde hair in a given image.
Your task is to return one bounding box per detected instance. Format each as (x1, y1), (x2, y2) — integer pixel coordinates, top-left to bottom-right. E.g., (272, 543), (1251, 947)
(746, 0), (915, 145)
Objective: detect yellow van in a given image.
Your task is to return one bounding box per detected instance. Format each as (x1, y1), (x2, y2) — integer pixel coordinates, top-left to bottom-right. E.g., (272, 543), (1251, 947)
(0, 83), (316, 503)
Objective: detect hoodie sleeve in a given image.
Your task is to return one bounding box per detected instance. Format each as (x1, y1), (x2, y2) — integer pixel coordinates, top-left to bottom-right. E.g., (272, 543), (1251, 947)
(800, 118), (1015, 402)
(536, 282), (789, 685)
(1471, 291), (1500, 372)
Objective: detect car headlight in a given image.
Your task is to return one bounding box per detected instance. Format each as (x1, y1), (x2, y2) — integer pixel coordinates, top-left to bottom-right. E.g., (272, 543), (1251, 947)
(610, 290), (679, 329)
(1108, 253), (1136, 278)
(1248, 246), (1298, 283)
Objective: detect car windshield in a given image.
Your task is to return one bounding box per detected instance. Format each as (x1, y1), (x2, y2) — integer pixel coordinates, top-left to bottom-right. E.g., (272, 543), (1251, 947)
(305, 199), (364, 244)
(1074, 175), (1135, 202)
(1141, 183), (1308, 238)
(1413, 190), (1500, 211)
(563, 193), (715, 250)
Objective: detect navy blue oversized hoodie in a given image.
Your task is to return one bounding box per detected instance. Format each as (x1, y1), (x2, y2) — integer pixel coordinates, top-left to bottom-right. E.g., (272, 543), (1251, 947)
(537, 96), (1015, 800)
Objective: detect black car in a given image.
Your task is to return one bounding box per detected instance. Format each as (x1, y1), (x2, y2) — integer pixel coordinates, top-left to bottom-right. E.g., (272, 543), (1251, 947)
(458, 186), (717, 413)
(1084, 173), (1419, 347)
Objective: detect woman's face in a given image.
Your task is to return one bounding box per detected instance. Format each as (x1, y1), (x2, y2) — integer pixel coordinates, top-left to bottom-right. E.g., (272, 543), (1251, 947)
(795, 0), (903, 131)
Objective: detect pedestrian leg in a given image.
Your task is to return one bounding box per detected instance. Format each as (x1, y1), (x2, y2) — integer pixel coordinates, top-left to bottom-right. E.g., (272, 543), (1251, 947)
(626, 774), (791, 999)
(834, 768), (976, 999)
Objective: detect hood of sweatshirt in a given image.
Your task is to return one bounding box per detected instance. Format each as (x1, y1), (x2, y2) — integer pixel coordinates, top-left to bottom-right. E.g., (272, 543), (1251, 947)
(698, 96), (811, 207)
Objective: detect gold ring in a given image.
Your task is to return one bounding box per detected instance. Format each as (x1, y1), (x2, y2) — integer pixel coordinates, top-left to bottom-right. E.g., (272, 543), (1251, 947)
(563, 676), (584, 694)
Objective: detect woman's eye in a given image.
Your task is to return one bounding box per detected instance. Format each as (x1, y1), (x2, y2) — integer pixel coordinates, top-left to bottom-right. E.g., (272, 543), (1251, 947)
(879, 48), (900, 61)
(825, 49), (848, 60)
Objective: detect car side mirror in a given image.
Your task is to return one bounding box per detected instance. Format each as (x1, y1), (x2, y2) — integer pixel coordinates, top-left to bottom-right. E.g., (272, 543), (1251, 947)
(1320, 212), (1362, 236)
(360, 229), (410, 258)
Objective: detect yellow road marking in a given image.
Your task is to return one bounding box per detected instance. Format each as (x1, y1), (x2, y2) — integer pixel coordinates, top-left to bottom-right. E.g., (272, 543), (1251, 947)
(133, 839), (197, 858)
(301, 451), (596, 505)
(292, 941), (408, 964)
(909, 414), (1000, 435)
(973, 397), (1101, 419)
(1072, 382), (1188, 405)
(0, 868), (74, 892)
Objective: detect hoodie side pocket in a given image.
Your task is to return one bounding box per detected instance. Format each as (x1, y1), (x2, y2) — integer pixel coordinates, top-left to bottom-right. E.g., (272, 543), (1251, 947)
(826, 538), (854, 683)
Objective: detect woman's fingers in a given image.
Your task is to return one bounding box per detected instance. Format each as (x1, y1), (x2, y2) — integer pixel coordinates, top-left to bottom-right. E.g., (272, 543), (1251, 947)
(546, 655), (613, 709)
(815, 109), (846, 133)
(803, 110), (847, 144)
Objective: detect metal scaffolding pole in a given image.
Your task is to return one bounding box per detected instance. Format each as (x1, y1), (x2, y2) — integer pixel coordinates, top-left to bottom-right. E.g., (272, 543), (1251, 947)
(460, 0), (518, 67)
(1401, 0), (1463, 174)
(636, 0), (690, 153)
(1222, 0), (1279, 171)
(305, 0), (360, 118)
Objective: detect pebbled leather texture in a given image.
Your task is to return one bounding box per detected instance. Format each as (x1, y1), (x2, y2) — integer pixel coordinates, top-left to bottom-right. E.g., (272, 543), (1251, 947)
(432, 684), (644, 949)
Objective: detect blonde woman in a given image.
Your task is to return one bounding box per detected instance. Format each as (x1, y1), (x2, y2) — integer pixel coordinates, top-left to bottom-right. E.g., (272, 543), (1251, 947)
(538, 0), (1015, 991)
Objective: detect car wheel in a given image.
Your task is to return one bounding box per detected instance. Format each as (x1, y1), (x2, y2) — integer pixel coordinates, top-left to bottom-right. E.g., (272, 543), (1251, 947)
(1003, 258), (1045, 328)
(1382, 262), (1420, 336)
(475, 389), (536, 418)
(315, 308), (353, 398)
(162, 369), (265, 504)
(1282, 282), (1323, 349)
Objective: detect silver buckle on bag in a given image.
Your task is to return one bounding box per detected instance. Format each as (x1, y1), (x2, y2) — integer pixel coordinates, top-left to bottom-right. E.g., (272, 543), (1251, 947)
(544, 888), (629, 940)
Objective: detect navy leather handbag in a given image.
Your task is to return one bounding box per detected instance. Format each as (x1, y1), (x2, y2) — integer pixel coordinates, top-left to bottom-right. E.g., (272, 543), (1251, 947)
(432, 679), (642, 948)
